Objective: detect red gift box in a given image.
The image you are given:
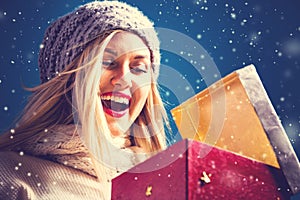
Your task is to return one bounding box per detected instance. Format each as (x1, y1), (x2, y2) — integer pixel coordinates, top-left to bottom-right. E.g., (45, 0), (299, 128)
(171, 65), (300, 195)
(112, 139), (291, 199)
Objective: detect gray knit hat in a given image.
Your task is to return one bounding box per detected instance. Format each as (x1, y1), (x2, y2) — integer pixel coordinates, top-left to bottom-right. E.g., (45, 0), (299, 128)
(38, 1), (160, 83)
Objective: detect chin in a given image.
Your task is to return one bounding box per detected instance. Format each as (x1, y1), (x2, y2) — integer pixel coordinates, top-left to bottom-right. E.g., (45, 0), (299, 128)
(105, 111), (132, 136)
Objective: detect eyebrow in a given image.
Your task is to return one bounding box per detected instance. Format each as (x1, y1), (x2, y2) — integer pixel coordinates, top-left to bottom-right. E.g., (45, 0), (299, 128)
(104, 48), (117, 56)
(104, 48), (150, 60)
(134, 55), (150, 60)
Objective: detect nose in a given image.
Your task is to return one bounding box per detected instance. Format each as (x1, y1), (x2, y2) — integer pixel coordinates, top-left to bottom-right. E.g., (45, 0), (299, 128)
(110, 61), (132, 88)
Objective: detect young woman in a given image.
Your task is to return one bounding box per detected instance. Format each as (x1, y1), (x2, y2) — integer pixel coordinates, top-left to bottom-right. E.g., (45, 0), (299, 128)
(0, 1), (170, 199)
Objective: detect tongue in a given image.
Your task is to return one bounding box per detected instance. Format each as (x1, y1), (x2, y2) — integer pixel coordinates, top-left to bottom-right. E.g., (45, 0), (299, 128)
(102, 100), (127, 112)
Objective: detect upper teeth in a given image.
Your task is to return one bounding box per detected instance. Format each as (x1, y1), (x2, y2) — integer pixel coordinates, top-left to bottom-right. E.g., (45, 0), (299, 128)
(101, 95), (129, 105)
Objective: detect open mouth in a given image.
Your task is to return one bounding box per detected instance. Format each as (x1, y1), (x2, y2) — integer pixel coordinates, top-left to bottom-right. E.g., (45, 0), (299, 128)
(100, 92), (131, 118)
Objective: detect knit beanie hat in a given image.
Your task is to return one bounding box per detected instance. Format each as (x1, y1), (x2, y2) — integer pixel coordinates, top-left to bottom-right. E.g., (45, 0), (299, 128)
(38, 1), (160, 83)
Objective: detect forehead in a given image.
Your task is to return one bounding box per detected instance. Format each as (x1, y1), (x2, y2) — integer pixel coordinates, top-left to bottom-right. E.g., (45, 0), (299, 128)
(105, 31), (150, 57)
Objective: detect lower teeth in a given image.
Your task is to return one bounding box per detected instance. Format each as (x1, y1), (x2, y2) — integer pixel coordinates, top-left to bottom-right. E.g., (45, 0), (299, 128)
(102, 100), (128, 112)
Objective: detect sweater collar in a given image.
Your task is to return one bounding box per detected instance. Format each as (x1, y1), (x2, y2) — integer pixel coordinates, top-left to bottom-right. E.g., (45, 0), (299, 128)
(19, 125), (97, 177)
(17, 125), (147, 179)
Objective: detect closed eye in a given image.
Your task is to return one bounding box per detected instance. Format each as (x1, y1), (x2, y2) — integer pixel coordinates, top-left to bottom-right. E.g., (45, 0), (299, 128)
(102, 61), (112, 66)
(102, 60), (117, 69)
(130, 67), (147, 74)
(130, 63), (148, 74)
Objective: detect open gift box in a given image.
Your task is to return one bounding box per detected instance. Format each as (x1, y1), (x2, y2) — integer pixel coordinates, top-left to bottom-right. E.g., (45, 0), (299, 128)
(112, 65), (299, 199)
(112, 139), (291, 199)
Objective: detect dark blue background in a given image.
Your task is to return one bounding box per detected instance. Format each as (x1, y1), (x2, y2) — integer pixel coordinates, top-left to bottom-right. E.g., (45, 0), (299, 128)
(0, 0), (299, 197)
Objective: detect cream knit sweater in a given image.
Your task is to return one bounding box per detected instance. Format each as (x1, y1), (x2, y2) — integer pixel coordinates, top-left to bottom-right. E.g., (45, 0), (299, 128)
(0, 125), (148, 199)
(0, 151), (103, 200)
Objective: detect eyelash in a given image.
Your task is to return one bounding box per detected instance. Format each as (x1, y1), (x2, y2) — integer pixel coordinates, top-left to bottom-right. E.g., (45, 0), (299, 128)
(102, 61), (148, 74)
(102, 61), (116, 67)
(130, 67), (147, 74)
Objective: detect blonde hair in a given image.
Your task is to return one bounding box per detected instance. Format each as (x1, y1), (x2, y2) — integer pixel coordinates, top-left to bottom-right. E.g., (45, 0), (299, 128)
(0, 30), (170, 198)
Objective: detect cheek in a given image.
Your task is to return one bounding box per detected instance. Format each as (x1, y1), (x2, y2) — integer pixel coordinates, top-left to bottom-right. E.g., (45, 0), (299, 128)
(99, 71), (110, 91)
(139, 85), (151, 100)
(131, 74), (151, 100)
(131, 84), (151, 113)
(133, 84), (151, 101)
(132, 73), (152, 91)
